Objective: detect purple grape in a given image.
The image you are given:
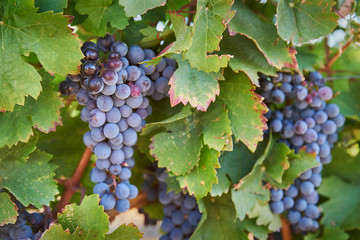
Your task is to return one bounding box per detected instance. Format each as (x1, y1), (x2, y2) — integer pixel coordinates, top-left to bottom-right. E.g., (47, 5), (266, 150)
(126, 95), (143, 109)
(93, 183), (109, 197)
(300, 181), (315, 195)
(106, 107), (121, 123)
(96, 159), (111, 170)
(127, 45), (145, 64)
(318, 86), (333, 100)
(88, 109), (106, 127)
(91, 127), (106, 141)
(119, 105), (132, 118)
(109, 164), (122, 175)
(103, 123), (120, 139)
(83, 131), (98, 149)
(94, 142), (111, 159)
(322, 120), (337, 134)
(90, 167), (107, 183)
(97, 34), (114, 52)
(115, 84), (131, 99)
(270, 201), (284, 214)
(97, 95), (113, 112)
(111, 41), (128, 56)
(119, 167), (132, 180)
(115, 199), (130, 213)
(109, 149), (125, 164)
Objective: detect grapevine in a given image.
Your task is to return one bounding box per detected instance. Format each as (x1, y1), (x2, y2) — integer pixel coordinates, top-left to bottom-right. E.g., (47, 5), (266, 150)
(1, 1), (360, 240)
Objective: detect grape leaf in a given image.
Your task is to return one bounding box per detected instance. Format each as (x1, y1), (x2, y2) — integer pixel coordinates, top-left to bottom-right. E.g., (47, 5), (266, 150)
(177, 145), (220, 199)
(318, 176), (360, 230)
(119, 0), (166, 17)
(320, 227), (350, 240)
(75, 0), (128, 36)
(263, 142), (291, 183)
(0, 150), (58, 208)
(0, 0), (82, 111)
(0, 192), (18, 226)
(138, 25), (173, 49)
(332, 80), (360, 119)
(37, 106), (88, 178)
(270, 149), (319, 189)
(248, 201), (282, 231)
(193, 194), (270, 240)
(191, 193), (249, 240)
(0, 136), (37, 164)
(150, 117), (202, 175)
(141, 105), (192, 136)
(184, 0), (234, 73)
(232, 166), (270, 221)
(0, 70), (63, 148)
(218, 69), (268, 152)
(322, 144), (360, 182)
(41, 225), (79, 240)
(199, 101), (232, 151)
(169, 55), (223, 111)
(219, 32), (277, 86)
(228, 1), (293, 69)
(58, 195), (109, 237)
(106, 223), (143, 240)
(211, 138), (270, 196)
(42, 224), (105, 240)
(276, 0), (338, 46)
(144, 12), (192, 66)
(35, 0), (67, 13)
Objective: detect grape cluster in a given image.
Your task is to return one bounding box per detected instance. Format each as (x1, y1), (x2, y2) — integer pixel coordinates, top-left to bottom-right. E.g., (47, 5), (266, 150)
(259, 71), (344, 233)
(141, 163), (202, 240)
(59, 34), (175, 213)
(0, 203), (45, 240)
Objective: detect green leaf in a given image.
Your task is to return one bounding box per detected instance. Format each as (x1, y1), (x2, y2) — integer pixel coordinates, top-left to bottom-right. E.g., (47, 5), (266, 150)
(106, 223), (143, 240)
(0, 0), (83, 111)
(212, 138), (270, 197)
(263, 142), (291, 183)
(0, 192), (18, 226)
(232, 166), (269, 221)
(271, 149), (318, 188)
(41, 225), (78, 240)
(276, 0), (338, 45)
(144, 12), (192, 65)
(228, 1), (293, 69)
(37, 106), (88, 178)
(218, 69), (268, 152)
(141, 105), (192, 136)
(318, 176), (360, 230)
(119, 0), (166, 17)
(184, 0), (234, 72)
(35, 0), (67, 13)
(0, 150), (58, 208)
(169, 55), (223, 111)
(0, 136), (37, 164)
(150, 117), (202, 176)
(248, 201), (282, 231)
(0, 70), (63, 148)
(191, 193), (248, 240)
(320, 227), (350, 240)
(58, 195), (109, 237)
(75, 0), (128, 36)
(332, 80), (360, 119)
(322, 144), (360, 182)
(219, 32), (276, 86)
(138, 25), (173, 49)
(199, 101), (232, 151)
(177, 146), (220, 199)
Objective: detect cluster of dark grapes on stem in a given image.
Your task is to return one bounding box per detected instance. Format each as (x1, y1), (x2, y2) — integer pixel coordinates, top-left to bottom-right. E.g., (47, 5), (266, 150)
(141, 162), (202, 240)
(0, 202), (46, 240)
(59, 34), (175, 213)
(259, 71), (344, 234)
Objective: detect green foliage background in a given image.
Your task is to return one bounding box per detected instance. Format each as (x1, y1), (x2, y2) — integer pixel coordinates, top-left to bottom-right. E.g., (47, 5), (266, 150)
(0, 0), (360, 239)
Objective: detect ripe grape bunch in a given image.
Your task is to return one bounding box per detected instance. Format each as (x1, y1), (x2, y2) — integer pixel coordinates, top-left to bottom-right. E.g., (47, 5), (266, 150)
(59, 33), (176, 213)
(0, 202), (46, 240)
(141, 163), (202, 240)
(259, 72), (344, 233)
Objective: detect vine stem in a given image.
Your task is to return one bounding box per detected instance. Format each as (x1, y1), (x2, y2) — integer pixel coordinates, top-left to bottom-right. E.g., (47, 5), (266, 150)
(53, 147), (92, 217)
(281, 218), (293, 240)
(323, 38), (353, 75)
